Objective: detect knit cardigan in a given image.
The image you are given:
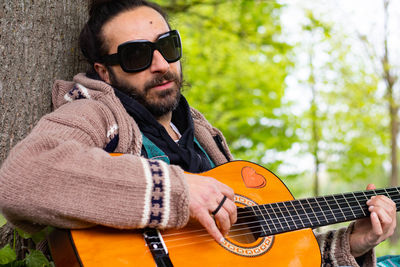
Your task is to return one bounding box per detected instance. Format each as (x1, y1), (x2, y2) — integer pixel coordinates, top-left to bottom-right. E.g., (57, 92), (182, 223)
(0, 73), (375, 266)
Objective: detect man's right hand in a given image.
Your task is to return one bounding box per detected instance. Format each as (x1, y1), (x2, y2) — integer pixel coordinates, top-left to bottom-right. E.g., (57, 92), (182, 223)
(184, 173), (237, 243)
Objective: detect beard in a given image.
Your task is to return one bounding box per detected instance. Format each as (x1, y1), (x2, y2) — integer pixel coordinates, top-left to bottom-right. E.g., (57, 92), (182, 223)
(108, 68), (183, 118)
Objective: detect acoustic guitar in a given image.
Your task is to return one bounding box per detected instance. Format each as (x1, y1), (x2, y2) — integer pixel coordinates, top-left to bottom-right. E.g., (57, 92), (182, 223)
(49, 160), (400, 266)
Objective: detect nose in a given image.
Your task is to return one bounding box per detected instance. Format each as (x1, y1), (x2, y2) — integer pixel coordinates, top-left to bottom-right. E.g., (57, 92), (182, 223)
(149, 50), (169, 74)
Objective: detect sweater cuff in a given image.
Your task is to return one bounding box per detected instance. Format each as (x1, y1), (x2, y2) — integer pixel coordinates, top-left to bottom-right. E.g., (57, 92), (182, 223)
(163, 164), (189, 229)
(334, 222), (376, 267)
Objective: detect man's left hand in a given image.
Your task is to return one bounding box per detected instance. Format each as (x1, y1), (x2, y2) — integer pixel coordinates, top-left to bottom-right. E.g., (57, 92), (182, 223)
(349, 184), (397, 258)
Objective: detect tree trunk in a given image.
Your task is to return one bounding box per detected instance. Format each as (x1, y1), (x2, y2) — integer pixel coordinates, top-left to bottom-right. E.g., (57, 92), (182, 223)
(0, 0), (88, 258)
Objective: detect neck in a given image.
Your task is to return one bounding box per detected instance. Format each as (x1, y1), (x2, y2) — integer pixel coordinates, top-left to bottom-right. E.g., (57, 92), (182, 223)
(156, 112), (172, 128)
(237, 186), (400, 238)
(156, 112), (179, 140)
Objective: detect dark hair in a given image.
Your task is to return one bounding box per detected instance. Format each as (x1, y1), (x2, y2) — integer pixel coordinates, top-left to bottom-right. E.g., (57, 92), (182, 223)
(79, 0), (170, 76)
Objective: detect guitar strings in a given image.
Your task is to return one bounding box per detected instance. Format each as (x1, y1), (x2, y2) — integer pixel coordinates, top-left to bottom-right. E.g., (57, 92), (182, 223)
(235, 196), (400, 229)
(160, 195), (400, 238)
(157, 196), (400, 247)
(158, 202), (398, 250)
(158, 208), (400, 252)
(148, 188), (400, 250)
(235, 192), (400, 220)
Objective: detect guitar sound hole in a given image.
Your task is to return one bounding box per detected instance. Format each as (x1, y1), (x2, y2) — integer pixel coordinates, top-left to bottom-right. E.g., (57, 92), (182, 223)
(227, 207), (262, 244)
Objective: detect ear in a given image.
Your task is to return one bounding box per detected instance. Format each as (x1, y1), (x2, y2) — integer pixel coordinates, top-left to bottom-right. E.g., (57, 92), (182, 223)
(94, 63), (111, 84)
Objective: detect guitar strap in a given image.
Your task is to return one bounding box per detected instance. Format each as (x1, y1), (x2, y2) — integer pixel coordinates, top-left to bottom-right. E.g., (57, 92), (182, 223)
(143, 228), (174, 267)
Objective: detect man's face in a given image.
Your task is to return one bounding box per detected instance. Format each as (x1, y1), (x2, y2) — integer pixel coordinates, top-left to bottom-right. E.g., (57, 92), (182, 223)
(100, 7), (182, 117)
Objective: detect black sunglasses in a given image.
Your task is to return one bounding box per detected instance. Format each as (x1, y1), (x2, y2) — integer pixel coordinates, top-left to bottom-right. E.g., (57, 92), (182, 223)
(101, 30), (182, 73)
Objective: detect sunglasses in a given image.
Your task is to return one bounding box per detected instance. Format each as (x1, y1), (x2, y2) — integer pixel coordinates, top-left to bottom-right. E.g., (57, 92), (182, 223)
(102, 30), (182, 73)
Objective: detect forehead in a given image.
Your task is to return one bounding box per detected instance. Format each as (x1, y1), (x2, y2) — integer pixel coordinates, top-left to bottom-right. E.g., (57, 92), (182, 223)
(102, 6), (170, 52)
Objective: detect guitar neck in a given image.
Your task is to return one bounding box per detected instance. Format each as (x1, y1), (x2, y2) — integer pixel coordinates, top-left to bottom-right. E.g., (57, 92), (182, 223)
(242, 187), (400, 237)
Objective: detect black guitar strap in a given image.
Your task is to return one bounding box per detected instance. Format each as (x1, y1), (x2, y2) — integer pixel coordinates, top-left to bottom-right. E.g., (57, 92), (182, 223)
(143, 228), (174, 267)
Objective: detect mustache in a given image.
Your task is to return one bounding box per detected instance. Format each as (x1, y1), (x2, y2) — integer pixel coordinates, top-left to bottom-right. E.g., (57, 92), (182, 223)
(143, 71), (182, 92)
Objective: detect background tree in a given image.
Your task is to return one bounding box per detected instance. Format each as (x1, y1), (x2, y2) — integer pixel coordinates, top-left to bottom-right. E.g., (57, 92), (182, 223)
(0, 0), (88, 262)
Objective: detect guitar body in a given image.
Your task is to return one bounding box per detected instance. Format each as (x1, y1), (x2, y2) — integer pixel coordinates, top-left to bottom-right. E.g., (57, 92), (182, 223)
(50, 161), (321, 266)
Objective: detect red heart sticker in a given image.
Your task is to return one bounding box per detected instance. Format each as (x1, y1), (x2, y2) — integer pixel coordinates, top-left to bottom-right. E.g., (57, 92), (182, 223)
(241, 166), (266, 188)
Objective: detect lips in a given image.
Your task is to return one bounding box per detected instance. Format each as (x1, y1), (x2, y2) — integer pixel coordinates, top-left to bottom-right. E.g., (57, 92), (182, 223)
(152, 80), (173, 90)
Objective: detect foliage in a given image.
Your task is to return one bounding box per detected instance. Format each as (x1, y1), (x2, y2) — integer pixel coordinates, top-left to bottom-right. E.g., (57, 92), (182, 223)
(284, 8), (391, 197)
(157, 0), (297, 169)
(0, 245), (16, 265)
(0, 215), (6, 228)
(0, 215), (53, 267)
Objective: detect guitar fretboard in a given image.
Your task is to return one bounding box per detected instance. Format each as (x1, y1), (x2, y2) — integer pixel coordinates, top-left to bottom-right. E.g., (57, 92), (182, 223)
(238, 187), (400, 237)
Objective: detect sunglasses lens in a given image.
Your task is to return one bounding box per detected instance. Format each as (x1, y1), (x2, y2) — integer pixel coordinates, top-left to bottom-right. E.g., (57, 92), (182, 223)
(158, 34), (181, 62)
(111, 31), (182, 72)
(120, 43), (152, 71)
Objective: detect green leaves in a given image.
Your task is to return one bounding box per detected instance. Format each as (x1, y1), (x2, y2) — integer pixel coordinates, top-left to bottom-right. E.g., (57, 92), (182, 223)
(0, 245), (17, 265)
(0, 245), (51, 267)
(0, 214), (6, 228)
(0, 214), (53, 266)
(160, 0), (295, 165)
(24, 250), (52, 267)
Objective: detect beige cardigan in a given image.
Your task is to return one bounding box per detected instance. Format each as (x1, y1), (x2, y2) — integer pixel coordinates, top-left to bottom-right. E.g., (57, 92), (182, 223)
(0, 74), (375, 266)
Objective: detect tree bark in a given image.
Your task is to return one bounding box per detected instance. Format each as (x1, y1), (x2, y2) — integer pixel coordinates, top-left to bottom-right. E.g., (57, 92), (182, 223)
(0, 0), (88, 258)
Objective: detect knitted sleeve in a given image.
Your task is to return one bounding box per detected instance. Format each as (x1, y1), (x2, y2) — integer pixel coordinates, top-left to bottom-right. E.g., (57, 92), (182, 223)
(0, 101), (189, 233)
(315, 223), (376, 266)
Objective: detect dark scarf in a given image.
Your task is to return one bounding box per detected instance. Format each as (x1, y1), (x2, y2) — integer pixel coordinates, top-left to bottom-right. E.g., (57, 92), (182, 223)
(114, 89), (213, 173)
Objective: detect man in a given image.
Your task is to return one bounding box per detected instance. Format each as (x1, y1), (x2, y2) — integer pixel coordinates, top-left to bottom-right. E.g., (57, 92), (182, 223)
(0, 0), (396, 266)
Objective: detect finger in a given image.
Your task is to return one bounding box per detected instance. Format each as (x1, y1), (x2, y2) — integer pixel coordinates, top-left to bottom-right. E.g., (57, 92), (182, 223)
(366, 183), (376, 190)
(197, 209), (224, 243)
(368, 196), (396, 214)
(214, 208), (231, 237)
(214, 180), (235, 201)
(224, 199), (237, 225)
(211, 195), (227, 216)
(370, 211), (383, 236)
(369, 205), (393, 226)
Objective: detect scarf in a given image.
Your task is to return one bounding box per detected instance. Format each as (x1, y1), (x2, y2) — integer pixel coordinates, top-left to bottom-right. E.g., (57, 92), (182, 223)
(114, 89), (213, 173)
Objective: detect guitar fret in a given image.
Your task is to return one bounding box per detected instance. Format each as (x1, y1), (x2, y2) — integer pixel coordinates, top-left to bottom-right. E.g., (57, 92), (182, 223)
(277, 202), (295, 231)
(308, 197), (327, 225)
(390, 188), (400, 211)
(293, 199), (312, 228)
(253, 205), (268, 236)
(264, 207), (275, 235)
(300, 199), (316, 227)
(354, 191), (370, 217)
(334, 194), (353, 221)
(268, 203), (285, 232)
(260, 204), (278, 234)
(306, 198), (320, 225)
(351, 192), (366, 217)
(289, 201), (305, 229)
(322, 196), (337, 223)
(282, 202), (299, 231)
(275, 203), (291, 231)
(333, 195), (347, 220)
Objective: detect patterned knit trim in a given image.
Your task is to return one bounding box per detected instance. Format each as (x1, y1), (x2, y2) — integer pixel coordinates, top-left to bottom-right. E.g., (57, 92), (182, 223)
(160, 161), (170, 228)
(107, 124), (119, 139)
(147, 160), (167, 228)
(76, 83), (91, 99)
(139, 158), (153, 227)
(139, 159), (170, 228)
(331, 230), (340, 267)
(321, 231), (335, 266)
(64, 83), (91, 102)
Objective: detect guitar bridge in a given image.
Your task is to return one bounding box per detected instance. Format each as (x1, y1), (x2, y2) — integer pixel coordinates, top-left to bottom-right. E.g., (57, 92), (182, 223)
(143, 228), (174, 267)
